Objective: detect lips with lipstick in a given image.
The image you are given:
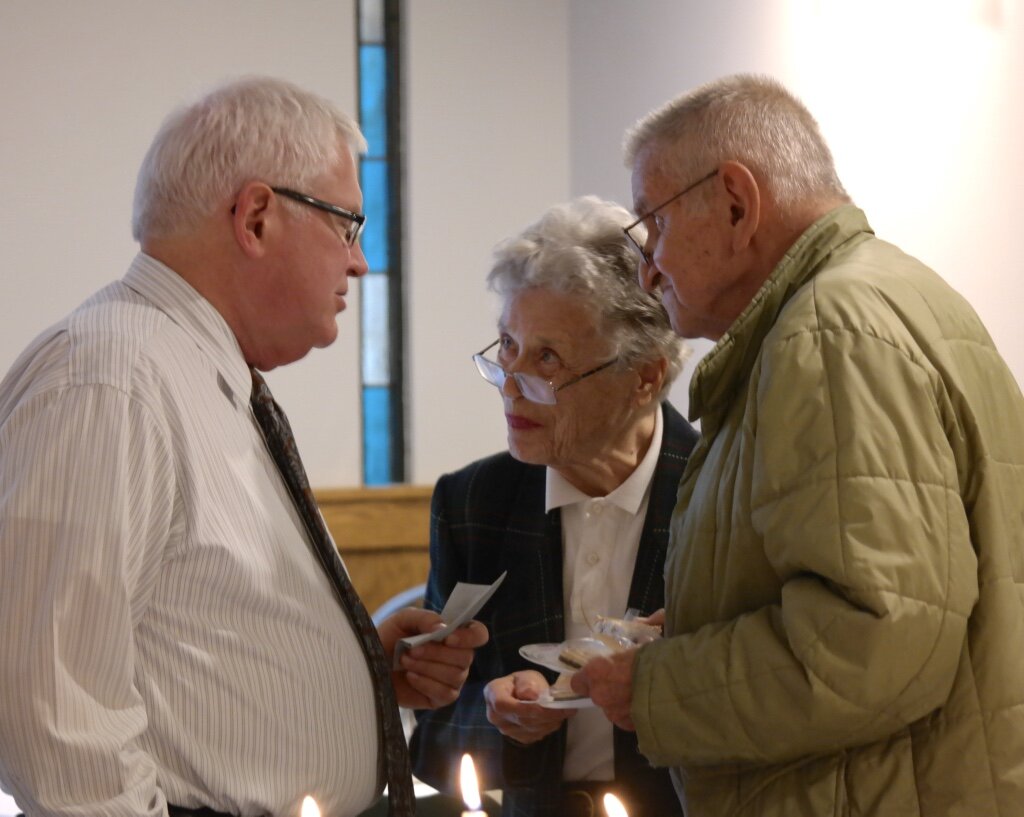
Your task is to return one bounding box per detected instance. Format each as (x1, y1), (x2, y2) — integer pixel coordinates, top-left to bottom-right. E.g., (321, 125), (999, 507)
(506, 413), (542, 430)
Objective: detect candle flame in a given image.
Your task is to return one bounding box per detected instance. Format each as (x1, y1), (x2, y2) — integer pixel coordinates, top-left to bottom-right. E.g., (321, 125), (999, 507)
(460, 753), (482, 811)
(300, 795), (321, 817)
(603, 792), (628, 817)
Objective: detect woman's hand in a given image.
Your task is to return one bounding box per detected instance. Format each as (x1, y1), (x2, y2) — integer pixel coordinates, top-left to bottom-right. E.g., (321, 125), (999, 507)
(483, 670), (574, 744)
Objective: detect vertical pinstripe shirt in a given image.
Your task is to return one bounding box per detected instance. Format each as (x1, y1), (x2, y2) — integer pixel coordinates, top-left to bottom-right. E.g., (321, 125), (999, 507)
(0, 254), (379, 817)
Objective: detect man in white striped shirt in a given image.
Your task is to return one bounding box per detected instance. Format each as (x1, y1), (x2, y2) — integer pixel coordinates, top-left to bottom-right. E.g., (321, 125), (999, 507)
(0, 77), (486, 817)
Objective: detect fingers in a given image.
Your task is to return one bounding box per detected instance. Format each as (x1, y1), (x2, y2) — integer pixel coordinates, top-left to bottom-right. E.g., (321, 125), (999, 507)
(639, 608), (665, 628)
(512, 670), (549, 702)
(442, 619), (489, 649)
(569, 653), (637, 732)
(397, 647), (474, 708)
(484, 673), (573, 744)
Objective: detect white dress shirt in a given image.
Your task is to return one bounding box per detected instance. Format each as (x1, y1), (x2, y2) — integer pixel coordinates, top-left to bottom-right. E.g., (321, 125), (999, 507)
(0, 254), (379, 817)
(545, 408), (664, 782)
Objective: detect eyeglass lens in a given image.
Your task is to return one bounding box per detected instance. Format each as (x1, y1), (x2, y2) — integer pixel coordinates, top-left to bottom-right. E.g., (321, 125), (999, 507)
(473, 355), (556, 404)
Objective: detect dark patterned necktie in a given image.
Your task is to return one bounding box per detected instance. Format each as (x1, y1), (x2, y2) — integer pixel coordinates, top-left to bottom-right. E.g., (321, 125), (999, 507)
(250, 370), (415, 817)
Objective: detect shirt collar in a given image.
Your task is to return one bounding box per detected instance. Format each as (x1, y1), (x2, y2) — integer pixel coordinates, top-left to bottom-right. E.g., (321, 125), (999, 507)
(122, 252), (253, 408)
(545, 405), (664, 514)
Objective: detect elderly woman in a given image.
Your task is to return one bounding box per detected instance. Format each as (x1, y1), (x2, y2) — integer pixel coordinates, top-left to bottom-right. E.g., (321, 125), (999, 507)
(409, 197), (697, 817)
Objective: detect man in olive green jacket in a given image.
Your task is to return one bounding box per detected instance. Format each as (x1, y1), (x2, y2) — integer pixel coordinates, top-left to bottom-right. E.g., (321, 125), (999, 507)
(573, 74), (1024, 816)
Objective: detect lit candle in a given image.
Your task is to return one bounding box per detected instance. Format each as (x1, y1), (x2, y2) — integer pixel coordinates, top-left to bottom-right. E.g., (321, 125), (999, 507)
(459, 753), (487, 817)
(300, 795), (321, 817)
(603, 792), (629, 817)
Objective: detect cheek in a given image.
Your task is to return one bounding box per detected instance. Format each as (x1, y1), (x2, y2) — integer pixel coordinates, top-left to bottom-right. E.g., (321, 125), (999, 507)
(549, 412), (581, 456)
(548, 409), (598, 460)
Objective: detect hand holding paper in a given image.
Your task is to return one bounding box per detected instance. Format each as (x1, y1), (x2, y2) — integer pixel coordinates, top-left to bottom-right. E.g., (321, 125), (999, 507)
(392, 572), (506, 668)
(376, 573), (502, 709)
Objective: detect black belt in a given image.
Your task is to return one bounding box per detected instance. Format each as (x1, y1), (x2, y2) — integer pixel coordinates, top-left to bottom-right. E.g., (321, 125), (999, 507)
(21, 805), (239, 817)
(167, 806), (239, 817)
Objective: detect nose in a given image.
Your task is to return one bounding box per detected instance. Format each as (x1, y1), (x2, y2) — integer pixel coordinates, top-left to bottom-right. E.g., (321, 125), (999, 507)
(500, 370), (523, 399)
(348, 240), (369, 277)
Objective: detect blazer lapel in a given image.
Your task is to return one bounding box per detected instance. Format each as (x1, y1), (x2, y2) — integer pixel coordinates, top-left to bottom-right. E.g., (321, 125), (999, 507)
(627, 402), (698, 616)
(502, 463), (566, 646)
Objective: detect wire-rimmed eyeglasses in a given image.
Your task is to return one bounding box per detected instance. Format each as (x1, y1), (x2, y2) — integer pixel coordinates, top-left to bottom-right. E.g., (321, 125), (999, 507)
(472, 340), (618, 405)
(623, 169), (718, 262)
(271, 187), (366, 246)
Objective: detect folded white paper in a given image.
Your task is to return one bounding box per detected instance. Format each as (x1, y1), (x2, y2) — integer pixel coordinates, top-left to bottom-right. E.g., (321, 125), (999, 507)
(392, 571), (506, 668)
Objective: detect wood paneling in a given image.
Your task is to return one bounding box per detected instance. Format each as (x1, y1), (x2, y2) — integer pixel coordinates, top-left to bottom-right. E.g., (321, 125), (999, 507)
(315, 485), (432, 617)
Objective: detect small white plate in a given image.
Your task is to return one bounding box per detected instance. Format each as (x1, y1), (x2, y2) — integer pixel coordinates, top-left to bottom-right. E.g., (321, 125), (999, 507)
(536, 688), (595, 709)
(519, 638), (617, 673)
(519, 642), (573, 673)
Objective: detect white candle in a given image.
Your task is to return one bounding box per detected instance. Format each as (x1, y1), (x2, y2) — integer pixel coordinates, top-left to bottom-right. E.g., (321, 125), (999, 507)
(300, 795), (321, 817)
(603, 792), (629, 817)
(459, 753), (487, 817)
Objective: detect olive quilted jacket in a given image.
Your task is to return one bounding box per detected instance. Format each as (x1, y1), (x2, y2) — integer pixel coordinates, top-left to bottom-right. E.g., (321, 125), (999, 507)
(633, 206), (1024, 816)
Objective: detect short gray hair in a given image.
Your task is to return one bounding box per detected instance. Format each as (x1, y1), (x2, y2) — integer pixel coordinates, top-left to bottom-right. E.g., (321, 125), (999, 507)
(624, 74), (849, 216)
(132, 76), (367, 241)
(487, 196), (688, 397)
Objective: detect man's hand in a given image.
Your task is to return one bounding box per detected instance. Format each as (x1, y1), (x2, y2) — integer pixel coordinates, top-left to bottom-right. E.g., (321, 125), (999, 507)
(570, 649), (637, 731)
(378, 607), (488, 709)
(484, 670), (574, 744)
(638, 608), (665, 630)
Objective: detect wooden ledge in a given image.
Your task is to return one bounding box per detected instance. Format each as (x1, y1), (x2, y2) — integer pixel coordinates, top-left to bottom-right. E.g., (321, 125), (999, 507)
(314, 485), (433, 615)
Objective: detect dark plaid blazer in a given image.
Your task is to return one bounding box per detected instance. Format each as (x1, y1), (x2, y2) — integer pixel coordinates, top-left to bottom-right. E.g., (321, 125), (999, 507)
(410, 403), (697, 817)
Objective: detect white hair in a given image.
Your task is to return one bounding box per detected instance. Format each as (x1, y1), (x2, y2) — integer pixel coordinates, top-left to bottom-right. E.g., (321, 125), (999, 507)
(132, 76), (366, 241)
(624, 73), (849, 216)
(487, 196), (688, 397)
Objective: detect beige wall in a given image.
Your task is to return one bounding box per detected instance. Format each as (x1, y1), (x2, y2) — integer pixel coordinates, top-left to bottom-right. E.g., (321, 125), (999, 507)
(404, 0), (571, 481)
(0, 0), (363, 486)
(566, 0), (1024, 413)
(1, 0), (1021, 492)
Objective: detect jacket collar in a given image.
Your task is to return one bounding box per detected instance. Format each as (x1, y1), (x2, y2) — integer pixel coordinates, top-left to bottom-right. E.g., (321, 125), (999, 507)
(688, 205), (874, 431)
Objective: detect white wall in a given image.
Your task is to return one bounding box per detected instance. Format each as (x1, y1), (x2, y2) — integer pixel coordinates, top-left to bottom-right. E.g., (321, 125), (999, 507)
(567, 0), (1024, 416)
(1, 0), (1021, 492)
(0, 0), (361, 485)
(0, 0), (572, 489)
(404, 0), (571, 482)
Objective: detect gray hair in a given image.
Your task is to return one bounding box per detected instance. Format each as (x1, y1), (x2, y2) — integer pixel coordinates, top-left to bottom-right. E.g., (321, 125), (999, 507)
(487, 196), (688, 397)
(624, 74), (849, 217)
(132, 76), (367, 241)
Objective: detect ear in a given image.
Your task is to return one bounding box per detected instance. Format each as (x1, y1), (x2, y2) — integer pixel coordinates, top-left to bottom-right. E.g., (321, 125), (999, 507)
(634, 356), (668, 407)
(719, 160), (760, 253)
(231, 181), (275, 258)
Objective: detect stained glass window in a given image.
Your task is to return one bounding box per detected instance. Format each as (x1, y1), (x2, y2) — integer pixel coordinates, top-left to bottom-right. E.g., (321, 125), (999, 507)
(357, 0), (404, 484)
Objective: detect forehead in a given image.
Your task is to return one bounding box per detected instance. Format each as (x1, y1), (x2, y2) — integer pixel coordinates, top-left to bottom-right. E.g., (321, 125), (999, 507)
(321, 145), (363, 209)
(499, 288), (602, 343)
(631, 148), (673, 213)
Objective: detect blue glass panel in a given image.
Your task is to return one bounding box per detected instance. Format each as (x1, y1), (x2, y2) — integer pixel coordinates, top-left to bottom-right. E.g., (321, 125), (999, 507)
(363, 386), (391, 484)
(359, 158), (389, 272)
(359, 44), (387, 155)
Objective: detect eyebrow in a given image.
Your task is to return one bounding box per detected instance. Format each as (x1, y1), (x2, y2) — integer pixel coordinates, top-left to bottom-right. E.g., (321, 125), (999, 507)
(495, 328), (570, 352)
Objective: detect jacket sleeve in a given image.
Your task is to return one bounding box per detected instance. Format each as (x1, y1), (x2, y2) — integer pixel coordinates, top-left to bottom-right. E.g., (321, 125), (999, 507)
(408, 473), (510, 795)
(633, 319), (979, 767)
(0, 384), (174, 816)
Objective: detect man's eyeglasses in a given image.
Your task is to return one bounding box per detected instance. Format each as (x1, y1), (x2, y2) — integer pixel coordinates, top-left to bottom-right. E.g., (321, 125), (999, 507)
(271, 187), (366, 246)
(472, 340), (617, 405)
(623, 168), (718, 262)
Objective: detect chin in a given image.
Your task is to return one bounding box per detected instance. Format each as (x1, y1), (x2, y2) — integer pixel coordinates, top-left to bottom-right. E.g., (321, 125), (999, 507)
(507, 440), (549, 467)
